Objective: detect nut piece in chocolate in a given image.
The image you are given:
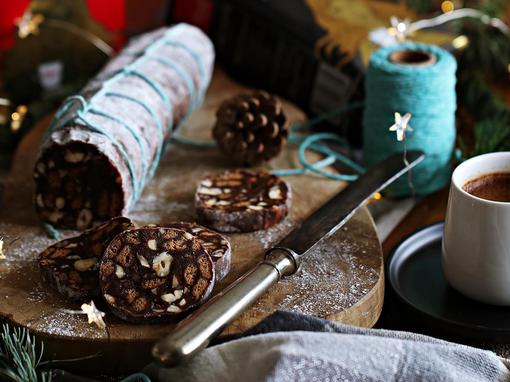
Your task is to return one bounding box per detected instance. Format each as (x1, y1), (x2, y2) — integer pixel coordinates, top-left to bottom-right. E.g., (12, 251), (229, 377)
(99, 227), (215, 322)
(195, 169), (291, 232)
(146, 222), (232, 281)
(38, 216), (134, 301)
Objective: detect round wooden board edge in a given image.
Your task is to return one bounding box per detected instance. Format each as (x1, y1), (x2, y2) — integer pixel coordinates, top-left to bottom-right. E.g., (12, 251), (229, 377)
(0, 208), (384, 344)
(325, 210), (384, 328)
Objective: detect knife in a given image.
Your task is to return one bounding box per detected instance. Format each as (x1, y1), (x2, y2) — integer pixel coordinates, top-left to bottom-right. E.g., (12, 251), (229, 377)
(152, 151), (424, 366)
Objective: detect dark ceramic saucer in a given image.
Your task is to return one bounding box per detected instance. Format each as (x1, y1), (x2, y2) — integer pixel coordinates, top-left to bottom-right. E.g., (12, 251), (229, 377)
(387, 223), (510, 341)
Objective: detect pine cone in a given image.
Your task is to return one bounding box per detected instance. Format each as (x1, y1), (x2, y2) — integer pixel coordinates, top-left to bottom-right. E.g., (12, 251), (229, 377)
(213, 91), (288, 166)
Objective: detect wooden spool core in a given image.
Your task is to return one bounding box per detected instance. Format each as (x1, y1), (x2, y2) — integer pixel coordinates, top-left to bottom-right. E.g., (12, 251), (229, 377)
(389, 49), (437, 67)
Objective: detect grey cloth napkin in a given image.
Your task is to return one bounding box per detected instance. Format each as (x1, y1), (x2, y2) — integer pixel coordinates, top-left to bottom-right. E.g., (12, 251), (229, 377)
(145, 311), (510, 382)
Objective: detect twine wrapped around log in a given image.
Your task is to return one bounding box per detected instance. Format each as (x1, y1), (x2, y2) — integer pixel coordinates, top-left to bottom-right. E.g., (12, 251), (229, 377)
(33, 23), (215, 229)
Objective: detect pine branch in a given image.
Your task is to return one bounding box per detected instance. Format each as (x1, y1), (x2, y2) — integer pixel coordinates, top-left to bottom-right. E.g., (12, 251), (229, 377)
(0, 324), (52, 382)
(457, 24), (510, 78)
(472, 118), (510, 155)
(406, 0), (434, 13)
(457, 75), (510, 158)
(457, 76), (509, 121)
(475, 0), (507, 17)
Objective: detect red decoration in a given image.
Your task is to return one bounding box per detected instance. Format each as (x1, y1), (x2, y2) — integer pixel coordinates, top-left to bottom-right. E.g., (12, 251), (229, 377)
(0, 1), (30, 51)
(87, 0), (126, 50)
(0, 1), (127, 54)
(172, 0), (214, 33)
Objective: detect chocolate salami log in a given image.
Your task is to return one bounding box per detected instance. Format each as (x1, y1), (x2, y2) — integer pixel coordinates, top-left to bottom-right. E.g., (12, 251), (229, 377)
(38, 217), (134, 301)
(100, 227), (215, 322)
(34, 24), (214, 229)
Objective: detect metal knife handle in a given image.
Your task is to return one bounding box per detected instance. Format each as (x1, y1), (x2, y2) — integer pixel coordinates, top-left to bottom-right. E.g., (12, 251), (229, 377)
(152, 247), (300, 367)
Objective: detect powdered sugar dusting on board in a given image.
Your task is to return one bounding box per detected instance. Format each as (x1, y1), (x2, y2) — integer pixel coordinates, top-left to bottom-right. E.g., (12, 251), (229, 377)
(131, 200), (191, 224)
(28, 309), (106, 339)
(0, 223), (53, 266)
(247, 216), (382, 318)
(253, 217), (295, 250)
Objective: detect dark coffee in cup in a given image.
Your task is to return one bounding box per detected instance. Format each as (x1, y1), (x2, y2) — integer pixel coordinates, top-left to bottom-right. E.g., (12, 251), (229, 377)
(462, 172), (510, 202)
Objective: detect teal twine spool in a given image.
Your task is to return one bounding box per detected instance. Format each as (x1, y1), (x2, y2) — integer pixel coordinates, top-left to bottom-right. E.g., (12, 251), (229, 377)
(363, 43), (457, 197)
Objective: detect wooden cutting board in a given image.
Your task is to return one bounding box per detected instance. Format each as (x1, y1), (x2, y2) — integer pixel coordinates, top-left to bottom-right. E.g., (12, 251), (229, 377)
(0, 69), (384, 374)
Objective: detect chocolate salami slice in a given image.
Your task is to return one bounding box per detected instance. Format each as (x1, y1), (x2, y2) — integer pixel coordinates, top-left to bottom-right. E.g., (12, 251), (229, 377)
(33, 24), (214, 229)
(147, 222), (231, 281)
(38, 217), (134, 301)
(99, 227), (215, 322)
(195, 170), (291, 232)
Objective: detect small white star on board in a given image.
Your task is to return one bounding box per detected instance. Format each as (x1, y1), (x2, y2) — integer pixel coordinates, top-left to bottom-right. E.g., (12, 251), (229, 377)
(389, 16), (411, 42)
(81, 301), (106, 329)
(63, 300), (106, 329)
(0, 239), (5, 260)
(389, 112), (413, 141)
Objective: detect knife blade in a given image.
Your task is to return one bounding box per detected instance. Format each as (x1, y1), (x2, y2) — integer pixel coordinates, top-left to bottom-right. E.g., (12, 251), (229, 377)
(279, 150), (424, 256)
(152, 151), (424, 366)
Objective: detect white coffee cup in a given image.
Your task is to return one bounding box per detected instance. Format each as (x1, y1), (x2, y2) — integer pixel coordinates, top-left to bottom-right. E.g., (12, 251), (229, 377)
(442, 151), (510, 305)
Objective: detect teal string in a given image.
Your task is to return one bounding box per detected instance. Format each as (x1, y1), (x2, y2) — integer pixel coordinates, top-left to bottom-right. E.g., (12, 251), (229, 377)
(271, 155), (337, 176)
(169, 102), (366, 180)
(45, 95), (87, 137)
(363, 42), (457, 197)
(288, 134), (365, 174)
(163, 40), (207, 102)
(145, 54), (198, 112)
(75, 108), (141, 203)
(454, 148), (464, 163)
(43, 223), (62, 240)
(105, 91), (166, 180)
(275, 102), (365, 179)
(89, 107), (149, 186)
(171, 130), (364, 179)
(297, 133), (363, 181)
(276, 103), (365, 179)
(44, 25), (206, 207)
(124, 67), (169, 105)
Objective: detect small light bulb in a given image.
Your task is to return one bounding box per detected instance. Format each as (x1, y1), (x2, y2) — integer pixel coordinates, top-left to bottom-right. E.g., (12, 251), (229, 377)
(396, 22), (407, 33)
(452, 35), (469, 50)
(441, 1), (455, 13)
(372, 192), (382, 201)
(11, 120), (21, 132)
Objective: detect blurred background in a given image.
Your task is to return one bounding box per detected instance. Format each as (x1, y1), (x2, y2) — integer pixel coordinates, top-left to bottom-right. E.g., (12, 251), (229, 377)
(0, 0), (509, 181)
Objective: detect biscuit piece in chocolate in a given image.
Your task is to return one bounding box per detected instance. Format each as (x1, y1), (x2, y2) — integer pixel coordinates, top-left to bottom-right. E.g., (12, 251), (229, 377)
(151, 222), (232, 281)
(38, 216), (134, 301)
(195, 170), (291, 232)
(99, 227), (215, 322)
